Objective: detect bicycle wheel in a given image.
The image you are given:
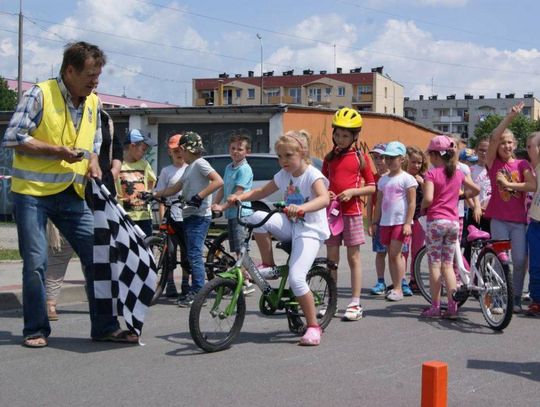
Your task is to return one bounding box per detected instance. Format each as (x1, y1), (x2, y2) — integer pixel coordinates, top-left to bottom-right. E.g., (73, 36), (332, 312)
(413, 245), (467, 308)
(477, 249), (513, 331)
(413, 246), (432, 303)
(205, 231), (236, 280)
(145, 235), (169, 305)
(286, 266), (337, 333)
(189, 277), (246, 352)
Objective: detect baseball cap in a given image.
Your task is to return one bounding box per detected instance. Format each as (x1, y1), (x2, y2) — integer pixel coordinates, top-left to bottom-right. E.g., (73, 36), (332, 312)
(124, 129), (156, 146)
(459, 148), (478, 163)
(370, 143), (387, 154)
(383, 141), (406, 157)
(428, 135), (454, 152)
(168, 134), (182, 149)
(178, 131), (205, 154)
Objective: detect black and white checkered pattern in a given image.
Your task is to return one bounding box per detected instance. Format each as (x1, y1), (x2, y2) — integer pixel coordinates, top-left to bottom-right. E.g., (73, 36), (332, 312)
(92, 180), (157, 336)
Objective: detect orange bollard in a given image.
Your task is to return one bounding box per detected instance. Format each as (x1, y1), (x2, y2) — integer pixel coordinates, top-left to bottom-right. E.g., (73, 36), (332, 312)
(421, 361), (448, 407)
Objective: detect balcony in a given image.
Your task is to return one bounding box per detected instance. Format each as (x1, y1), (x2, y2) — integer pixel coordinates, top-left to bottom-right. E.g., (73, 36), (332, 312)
(267, 95), (296, 104)
(352, 94), (373, 103)
(436, 115), (463, 123)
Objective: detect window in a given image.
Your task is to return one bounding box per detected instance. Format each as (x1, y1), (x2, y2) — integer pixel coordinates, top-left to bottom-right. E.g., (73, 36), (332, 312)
(308, 88), (322, 102)
(288, 88), (301, 103)
(235, 89), (242, 98)
(384, 87), (388, 98)
(248, 88), (255, 99)
(422, 109), (428, 119)
(338, 86), (345, 97)
(325, 87), (332, 96)
(267, 88), (280, 97)
(361, 85), (372, 93)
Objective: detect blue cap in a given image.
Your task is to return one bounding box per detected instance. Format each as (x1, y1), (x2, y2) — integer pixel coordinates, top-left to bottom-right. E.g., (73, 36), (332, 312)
(124, 129), (157, 146)
(459, 148), (478, 163)
(370, 143), (387, 154)
(383, 141), (406, 157)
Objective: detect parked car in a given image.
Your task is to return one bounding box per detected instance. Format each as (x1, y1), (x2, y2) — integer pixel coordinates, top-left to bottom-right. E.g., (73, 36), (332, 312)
(205, 154), (323, 220)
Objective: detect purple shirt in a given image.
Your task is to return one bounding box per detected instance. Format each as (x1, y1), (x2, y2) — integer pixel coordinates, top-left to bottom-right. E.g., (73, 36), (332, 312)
(424, 166), (465, 221)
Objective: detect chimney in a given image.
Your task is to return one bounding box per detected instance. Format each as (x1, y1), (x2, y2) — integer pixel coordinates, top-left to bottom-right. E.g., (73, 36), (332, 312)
(336, 67), (342, 74)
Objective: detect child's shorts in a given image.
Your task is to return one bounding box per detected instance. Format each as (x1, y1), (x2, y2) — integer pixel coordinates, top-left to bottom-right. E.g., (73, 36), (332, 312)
(227, 218), (247, 253)
(325, 215), (365, 247)
(379, 224), (411, 247)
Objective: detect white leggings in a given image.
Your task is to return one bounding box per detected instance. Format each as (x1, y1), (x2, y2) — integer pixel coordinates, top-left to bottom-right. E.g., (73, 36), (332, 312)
(249, 211), (322, 297)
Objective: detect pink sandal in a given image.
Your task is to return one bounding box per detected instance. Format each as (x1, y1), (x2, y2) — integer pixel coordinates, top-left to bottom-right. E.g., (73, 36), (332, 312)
(299, 326), (322, 346)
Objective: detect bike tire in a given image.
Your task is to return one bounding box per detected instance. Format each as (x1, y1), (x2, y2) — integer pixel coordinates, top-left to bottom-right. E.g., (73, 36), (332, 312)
(189, 277), (246, 352)
(205, 231), (236, 280)
(477, 249), (513, 331)
(145, 235), (169, 305)
(287, 266), (337, 333)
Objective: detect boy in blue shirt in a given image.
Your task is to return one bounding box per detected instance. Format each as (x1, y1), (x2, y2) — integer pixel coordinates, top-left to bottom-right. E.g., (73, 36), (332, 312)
(212, 131), (255, 294)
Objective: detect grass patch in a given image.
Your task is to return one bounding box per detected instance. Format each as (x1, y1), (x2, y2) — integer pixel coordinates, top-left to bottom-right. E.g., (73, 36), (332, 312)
(0, 249), (21, 261)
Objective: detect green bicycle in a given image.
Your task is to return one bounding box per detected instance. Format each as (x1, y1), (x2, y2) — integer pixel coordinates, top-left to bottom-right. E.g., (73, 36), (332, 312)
(189, 202), (338, 352)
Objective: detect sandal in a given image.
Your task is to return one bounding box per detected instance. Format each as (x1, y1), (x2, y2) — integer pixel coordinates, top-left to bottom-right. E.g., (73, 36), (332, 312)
(47, 302), (59, 321)
(92, 329), (139, 344)
(23, 335), (48, 348)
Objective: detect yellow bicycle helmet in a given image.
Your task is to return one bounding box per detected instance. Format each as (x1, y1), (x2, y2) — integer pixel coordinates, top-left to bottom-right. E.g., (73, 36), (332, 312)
(332, 107), (363, 129)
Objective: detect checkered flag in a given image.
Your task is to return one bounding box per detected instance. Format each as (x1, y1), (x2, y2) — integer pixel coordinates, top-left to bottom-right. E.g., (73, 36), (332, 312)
(92, 179), (157, 336)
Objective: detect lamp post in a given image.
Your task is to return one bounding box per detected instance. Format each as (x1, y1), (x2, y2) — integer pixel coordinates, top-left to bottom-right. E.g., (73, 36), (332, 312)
(256, 33), (263, 105)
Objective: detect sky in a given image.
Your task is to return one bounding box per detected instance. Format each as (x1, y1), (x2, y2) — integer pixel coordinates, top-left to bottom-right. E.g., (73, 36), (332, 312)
(1, 0), (540, 106)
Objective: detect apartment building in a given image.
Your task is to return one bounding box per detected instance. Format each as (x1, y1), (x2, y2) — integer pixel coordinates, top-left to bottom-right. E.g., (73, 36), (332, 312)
(192, 67), (404, 115)
(404, 93), (540, 140)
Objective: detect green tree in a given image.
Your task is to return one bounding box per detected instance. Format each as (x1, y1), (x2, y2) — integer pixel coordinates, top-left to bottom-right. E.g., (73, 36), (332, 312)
(471, 112), (536, 148)
(0, 76), (17, 111)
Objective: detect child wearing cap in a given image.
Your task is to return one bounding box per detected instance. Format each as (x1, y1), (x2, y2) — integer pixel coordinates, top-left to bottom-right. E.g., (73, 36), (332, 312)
(154, 131), (224, 307)
(154, 134), (191, 299)
(420, 135), (479, 318)
(116, 128), (157, 236)
(372, 141), (417, 302)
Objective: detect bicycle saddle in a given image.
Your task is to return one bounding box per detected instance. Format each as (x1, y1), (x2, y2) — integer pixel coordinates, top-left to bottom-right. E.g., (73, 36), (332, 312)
(467, 225), (490, 242)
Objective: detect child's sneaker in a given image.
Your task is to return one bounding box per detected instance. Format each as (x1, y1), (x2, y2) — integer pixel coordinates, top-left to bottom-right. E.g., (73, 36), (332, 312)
(526, 302), (540, 317)
(299, 325), (322, 346)
(342, 303), (363, 321)
(385, 289), (403, 302)
(409, 279), (420, 293)
(177, 292), (195, 308)
(370, 281), (386, 295)
(442, 300), (458, 319)
(420, 306), (441, 318)
(242, 281), (256, 296)
(165, 282), (178, 298)
(402, 280), (413, 297)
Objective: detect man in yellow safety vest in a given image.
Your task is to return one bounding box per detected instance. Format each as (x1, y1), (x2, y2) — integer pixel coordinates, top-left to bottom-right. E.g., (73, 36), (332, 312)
(2, 41), (137, 348)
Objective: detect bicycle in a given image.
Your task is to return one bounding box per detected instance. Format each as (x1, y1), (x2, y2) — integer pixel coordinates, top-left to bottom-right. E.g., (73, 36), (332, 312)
(141, 194), (236, 305)
(413, 224), (513, 330)
(188, 202), (338, 352)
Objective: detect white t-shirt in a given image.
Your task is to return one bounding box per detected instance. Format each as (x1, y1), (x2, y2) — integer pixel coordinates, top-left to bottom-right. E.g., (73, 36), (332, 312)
(457, 162), (471, 217)
(528, 163), (540, 221)
(378, 171), (418, 226)
(273, 165), (330, 241)
(470, 163), (491, 208)
(155, 163), (188, 221)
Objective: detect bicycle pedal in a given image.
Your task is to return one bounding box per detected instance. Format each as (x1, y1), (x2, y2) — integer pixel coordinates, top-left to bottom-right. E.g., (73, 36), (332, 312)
(453, 287), (469, 302)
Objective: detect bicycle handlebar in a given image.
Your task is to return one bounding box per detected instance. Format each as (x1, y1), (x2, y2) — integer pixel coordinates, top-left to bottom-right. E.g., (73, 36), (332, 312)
(235, 201), (304, 229)
(139, 192), (191, 209)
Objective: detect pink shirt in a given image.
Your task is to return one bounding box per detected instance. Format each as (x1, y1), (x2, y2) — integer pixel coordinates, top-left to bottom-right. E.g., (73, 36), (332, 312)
(424, 167), (464, 221)
(485, 157), (531, 224)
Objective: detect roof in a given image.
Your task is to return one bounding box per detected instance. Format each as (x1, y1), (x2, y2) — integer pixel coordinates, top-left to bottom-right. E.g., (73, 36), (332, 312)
(5, 78), (178, 108)
(194, 72), (375, 90)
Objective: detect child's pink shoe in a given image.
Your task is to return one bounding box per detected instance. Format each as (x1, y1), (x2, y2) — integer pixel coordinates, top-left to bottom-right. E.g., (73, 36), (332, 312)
(299, 325), (322, 346)
(420, 306), (441, 318)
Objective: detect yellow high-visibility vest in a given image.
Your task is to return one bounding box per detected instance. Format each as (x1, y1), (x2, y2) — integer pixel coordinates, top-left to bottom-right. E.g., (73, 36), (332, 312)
(11, 79), (98, 198)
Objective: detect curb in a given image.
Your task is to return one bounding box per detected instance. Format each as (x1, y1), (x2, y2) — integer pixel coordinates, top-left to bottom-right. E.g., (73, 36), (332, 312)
(0, 284), (88, 312)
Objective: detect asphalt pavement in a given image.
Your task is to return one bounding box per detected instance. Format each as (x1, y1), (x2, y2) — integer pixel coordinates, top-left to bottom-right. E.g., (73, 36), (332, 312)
(1, 222), (539, 406)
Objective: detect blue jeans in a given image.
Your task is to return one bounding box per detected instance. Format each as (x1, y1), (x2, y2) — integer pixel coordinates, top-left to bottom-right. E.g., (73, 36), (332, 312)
(183, 215), (211, 293)
(527, 221), (540, 303)
(12, 188), (120, 339)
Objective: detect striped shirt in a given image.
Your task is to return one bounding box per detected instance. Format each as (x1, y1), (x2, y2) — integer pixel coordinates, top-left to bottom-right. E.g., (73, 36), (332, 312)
(1, 77), (102, 153)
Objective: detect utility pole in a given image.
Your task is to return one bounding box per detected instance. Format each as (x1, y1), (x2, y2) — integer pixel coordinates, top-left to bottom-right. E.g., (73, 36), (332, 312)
(256, 33), (263, 105)
(17, 0), (23, 102)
